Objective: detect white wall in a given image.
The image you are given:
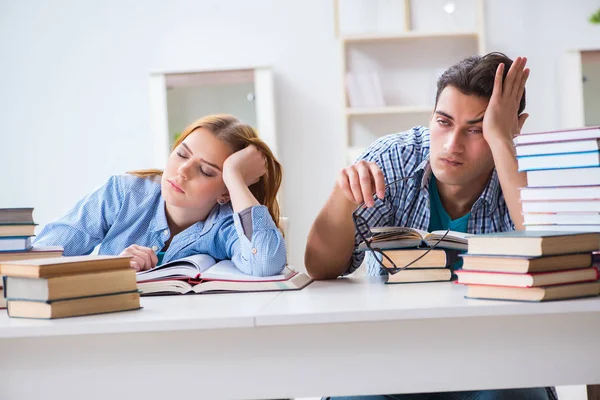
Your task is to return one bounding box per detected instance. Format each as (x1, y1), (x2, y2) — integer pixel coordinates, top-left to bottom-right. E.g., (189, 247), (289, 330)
(0, 0), (599, 271)
(167, 83), (257, 144)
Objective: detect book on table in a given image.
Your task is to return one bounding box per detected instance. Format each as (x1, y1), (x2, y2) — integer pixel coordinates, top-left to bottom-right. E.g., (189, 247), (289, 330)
(7, 291), (141, 319)
(460, 252), (593, 274)
(0, 246), (64, 262)
(0, 236), (33, 252)
(136, 254), (312, 295)
(455, 267), (599, 288)
(379, 248), (459, 284)
(464, 281), (600, 302)
(467, 231), (600, 257)
(358, 227), (468, 251)
(0, 208), (34, 224)
(0, 255), (132, 278)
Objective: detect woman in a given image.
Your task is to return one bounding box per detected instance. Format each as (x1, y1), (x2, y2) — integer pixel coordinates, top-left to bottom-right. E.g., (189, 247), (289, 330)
(34, 114), (286, 277)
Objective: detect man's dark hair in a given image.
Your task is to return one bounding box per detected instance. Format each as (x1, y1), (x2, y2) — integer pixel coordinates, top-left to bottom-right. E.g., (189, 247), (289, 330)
(434, 52), (526, 115)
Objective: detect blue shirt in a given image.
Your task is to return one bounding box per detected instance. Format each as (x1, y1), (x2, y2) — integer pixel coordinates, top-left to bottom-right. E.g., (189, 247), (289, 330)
(34, 174), (286, 277)
(428, 175), (470, 270)
(351, 126), (514, 276)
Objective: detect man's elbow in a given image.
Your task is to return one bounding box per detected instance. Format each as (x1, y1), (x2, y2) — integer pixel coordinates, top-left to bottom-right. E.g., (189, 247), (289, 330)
(304, 249), (344, 281)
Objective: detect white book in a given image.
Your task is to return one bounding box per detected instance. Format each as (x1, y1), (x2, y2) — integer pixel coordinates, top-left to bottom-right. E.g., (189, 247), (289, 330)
(0, 236), (32, 252)
(520, 186), (600, 201)
(515, 126), (600, 145)
(523, 213), (600, 225)
(517, 151), (600, 171)
(525, 225), (600, 233)
(516, 139), (600, 156)
(522, 201), (600, 213)
(526, 167), (600, 187)
(346, 72), (366, 107)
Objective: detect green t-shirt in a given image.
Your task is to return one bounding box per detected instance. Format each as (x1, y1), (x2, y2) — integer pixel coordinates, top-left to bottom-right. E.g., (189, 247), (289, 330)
(428, 176), (470, 270)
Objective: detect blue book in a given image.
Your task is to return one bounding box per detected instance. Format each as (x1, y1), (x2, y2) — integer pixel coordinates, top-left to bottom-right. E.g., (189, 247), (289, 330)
(0, 236), (33, 253)
(517, 150), (600, 171)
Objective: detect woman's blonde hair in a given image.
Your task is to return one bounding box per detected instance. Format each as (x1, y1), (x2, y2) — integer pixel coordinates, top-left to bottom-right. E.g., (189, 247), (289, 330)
(130, 114), (283, 230)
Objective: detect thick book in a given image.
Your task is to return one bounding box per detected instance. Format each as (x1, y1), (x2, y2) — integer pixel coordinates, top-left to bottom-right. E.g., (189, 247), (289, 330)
(0, 255), (132, 278)
(4, 268), (137, 301)
(520, 186), (600, 202)
(467, 231), (600, 257)
(380, 248), (460, 269)
(514, 126), (600, 145)
(0, 236), (32, 253)
(385, 268), (452, 284)
(0, 246), (64, 262)
(516, 138), (600, 157)
(523, 213), (600, 226)
(521, 200), (600, 213)
(7, 291), (141, 319)
(456, 267), (599, 288)
(460, 253), (592, 273)
(527, 167), (600, 187)
(358, 227), (468, 251)
(0, 224), (36, 237)
(517, 151), (600, 171)
(0, 208), (34, 224)
(464, 281), (600, 302)
(136, 254), (312, 295)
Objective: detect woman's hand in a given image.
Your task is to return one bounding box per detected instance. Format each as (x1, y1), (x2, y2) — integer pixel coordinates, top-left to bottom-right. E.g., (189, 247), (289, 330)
(120, 245), (158, 272)
(222, 145), (267, 188)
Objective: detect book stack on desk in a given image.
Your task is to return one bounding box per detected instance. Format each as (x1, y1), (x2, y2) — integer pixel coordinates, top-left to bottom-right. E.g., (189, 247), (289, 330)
(515, 126), (600, 232)
(357, 227), (469, 283)
(0, 255), (141, 319)
(456, 231), (600, 302)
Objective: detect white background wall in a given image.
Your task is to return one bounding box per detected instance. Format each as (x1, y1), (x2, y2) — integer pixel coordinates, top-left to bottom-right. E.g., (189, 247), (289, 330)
(1, 0), (599, 272)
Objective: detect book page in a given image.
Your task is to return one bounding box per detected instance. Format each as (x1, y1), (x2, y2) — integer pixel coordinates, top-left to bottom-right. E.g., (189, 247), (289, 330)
(370, 226), (427, 241)
(137, 254), (217, 282)
(201, 261), (295, 282)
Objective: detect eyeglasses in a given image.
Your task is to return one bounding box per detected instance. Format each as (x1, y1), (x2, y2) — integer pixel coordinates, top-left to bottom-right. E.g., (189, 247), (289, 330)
(352, 176), (450, 275)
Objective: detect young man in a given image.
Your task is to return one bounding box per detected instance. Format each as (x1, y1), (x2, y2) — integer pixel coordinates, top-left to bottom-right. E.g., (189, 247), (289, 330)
(306, 53), (553, 400)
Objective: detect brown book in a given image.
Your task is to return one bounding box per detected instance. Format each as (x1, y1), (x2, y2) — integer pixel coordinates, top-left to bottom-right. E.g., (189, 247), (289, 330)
(0, 208), (34, 224)
(7, 291), (141, 319)
(4, 269), (137, 301)
(0, 224), (36, 237)
(465, 281), (600, 302)
(382, 248), (460, 269)
(0, 255), (131, 278)
(467, 231), (600, 257)
(0, 246), (64, 262)
(460, 253), (593, 273)
(456, 267), (599, 288)
(386, 268), (452, 284)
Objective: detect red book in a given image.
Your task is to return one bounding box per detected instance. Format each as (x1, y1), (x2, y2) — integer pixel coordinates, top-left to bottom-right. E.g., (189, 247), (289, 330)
(455, 267), (599, 288)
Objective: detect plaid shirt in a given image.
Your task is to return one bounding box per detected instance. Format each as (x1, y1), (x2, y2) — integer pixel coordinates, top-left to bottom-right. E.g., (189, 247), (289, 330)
(349, 126), (514, 276)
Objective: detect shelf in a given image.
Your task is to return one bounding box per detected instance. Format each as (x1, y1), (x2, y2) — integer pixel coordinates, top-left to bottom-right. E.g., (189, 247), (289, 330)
(346, 106), (432, 116)
(342, 31), (478, 44)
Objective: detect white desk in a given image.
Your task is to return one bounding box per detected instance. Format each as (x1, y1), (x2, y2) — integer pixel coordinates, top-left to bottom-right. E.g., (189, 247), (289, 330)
(1, 278), (599, 400)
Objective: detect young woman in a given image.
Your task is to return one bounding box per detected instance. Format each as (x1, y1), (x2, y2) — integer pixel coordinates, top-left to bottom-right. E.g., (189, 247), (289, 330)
(34, 114), (286, 277)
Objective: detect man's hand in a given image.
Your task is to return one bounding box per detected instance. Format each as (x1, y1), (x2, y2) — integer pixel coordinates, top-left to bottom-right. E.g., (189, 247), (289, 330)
(483, 56), (530, 146)
(337, 161), (385, 208)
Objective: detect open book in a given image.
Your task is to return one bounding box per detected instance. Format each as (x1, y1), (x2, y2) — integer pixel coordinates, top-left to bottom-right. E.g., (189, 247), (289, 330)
(358, 227), (469, 251)
(136, 254), (312, 295)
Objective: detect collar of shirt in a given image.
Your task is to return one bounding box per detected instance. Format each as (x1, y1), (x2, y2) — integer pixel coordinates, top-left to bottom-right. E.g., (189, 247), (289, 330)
(414, 158), (501, 217)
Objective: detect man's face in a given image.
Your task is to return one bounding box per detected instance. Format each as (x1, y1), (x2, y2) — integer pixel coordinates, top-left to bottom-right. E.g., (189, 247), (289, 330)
(429, 86), (495, 187)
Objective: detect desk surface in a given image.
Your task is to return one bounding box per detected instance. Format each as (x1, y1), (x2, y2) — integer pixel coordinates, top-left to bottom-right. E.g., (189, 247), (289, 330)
(1, 277), (600, 338)
(0, 291), (280, 338)
(255, 277), (600, 326)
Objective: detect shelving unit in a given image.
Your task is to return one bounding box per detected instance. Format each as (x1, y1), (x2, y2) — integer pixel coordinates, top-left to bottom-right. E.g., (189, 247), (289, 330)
(334, 0), (486, 163)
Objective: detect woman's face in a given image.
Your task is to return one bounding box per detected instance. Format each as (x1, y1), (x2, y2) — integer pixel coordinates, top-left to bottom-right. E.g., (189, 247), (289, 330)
(161, 128), (234, 210)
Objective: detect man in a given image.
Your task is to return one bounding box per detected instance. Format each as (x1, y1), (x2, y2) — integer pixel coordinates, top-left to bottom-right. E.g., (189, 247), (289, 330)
(306, 53), (552, 399)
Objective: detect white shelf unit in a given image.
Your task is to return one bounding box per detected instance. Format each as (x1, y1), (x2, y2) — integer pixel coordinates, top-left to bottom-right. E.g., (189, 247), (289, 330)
(335, 0), (486, 163)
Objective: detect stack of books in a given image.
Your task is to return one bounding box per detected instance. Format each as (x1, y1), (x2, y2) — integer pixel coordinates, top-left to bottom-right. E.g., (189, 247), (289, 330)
(456, 231), (600, 302)
(0, 255), (141, 319)
(515, 126), (600, 232)
(357, 227), (469, 283)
